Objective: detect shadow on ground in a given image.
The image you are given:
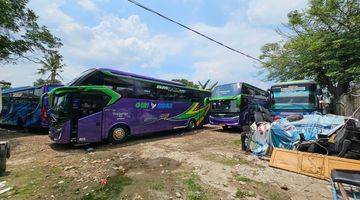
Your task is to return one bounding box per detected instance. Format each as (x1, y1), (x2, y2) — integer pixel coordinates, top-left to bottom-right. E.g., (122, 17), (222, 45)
(49, 126), (218, 153)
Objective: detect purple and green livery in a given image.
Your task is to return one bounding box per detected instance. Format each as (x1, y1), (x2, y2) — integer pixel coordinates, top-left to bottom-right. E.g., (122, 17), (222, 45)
(48, 68), (211, 144)
(209, 82), (268, 129)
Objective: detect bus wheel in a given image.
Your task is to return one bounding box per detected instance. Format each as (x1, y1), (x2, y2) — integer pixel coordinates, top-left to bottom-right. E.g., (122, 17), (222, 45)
(17, 118), (24, 128)
(109, 126), (128, 144)
(187, 119), (196, 131)
(222, 125), (229, 130)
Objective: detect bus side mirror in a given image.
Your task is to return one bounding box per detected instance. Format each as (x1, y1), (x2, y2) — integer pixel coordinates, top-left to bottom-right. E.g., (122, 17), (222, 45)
(204, 98), (210, 104)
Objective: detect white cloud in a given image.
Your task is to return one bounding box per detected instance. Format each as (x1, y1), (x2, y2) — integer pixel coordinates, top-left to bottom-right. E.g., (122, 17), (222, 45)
(61, 15), (185, 68)
(0, 1), (185, 86)
(247, 0), (308, 24)
(78, 0), (98, 11)
(186, 20), (279, 90)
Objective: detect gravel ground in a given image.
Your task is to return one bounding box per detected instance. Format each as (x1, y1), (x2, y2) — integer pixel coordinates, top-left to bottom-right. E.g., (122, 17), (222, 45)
(0, 126), (331, 200)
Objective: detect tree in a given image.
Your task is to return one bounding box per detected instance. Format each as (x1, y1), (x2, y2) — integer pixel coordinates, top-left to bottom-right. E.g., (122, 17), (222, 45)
(33, 78), (50, 86)
(0, 81), (11, 89)
(260, 0), (359, 99)
(172, 79), (200, 89)
(198, 80), (218, 91)
(0, 0), (62, 63)
(37, 52), (65, 84)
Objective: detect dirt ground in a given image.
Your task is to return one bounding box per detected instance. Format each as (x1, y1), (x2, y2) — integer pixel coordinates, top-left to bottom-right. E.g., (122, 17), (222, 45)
(0, 126), (332, 200)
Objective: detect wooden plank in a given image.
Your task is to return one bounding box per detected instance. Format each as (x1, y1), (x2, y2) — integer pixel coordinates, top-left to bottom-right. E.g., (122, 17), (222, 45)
(269, 148), (360, 180)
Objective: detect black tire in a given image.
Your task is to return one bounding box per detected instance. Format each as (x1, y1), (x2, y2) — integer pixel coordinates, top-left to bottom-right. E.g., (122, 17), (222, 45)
(222, 125), (229, 130)
(17, 118), (24, 128)
(187, 119), (196, 131)
(108, 125), (129, 144)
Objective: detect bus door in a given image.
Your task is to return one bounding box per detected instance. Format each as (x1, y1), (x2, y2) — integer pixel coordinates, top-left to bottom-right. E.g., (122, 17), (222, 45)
(73, 92), (109, 143)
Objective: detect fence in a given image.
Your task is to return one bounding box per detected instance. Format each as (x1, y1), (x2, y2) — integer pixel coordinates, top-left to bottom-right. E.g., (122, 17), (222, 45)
(334, 88), (360, 119)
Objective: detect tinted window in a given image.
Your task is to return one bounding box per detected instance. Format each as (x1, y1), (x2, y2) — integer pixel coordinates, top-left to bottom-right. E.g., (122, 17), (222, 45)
(212, 83), (241, 97)
(76, 92), (110, 118)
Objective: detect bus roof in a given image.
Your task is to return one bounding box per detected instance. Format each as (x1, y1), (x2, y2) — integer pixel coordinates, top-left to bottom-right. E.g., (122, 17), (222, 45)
(97, 67), (185, 87)
(2, 84), (61, 94)
(2, 86), (36, 94)
(271, 80), (316, 87)
(96, 67), (209, 93)
(214, 82), (266, 92)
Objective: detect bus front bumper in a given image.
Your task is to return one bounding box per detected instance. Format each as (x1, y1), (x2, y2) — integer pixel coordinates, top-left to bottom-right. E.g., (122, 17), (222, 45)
(209, 115), (240, 126)
(49, 121), (71, 144)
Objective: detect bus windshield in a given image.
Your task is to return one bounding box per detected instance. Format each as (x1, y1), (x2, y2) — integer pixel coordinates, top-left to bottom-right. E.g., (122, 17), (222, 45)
(67, 69), (96, 86)
(51, 94), (71, 124)
(274, 95), (315, 104)
(271, 83), (317, 107)
(212, 83), (241, 97)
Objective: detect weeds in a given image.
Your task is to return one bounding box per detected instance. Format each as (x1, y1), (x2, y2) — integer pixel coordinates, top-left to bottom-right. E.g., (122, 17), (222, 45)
(184, 172), (207, 200)
(150, 181), (164, 191)
(235, 188), (255, 198)
(234, 174), (252, 182)
(81, 175), (132, 200)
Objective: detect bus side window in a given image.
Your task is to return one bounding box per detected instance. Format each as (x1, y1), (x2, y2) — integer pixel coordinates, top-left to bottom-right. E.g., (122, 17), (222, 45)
(78, 92), (110, 118)
(134, 81), (156, 100)
(34, 88), (43, 97)
(241, 97), (248, 109)
(104, 76), (135, 98)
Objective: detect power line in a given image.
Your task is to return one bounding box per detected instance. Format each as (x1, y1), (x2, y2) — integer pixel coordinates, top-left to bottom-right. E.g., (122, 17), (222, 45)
(128, 0), (264, 63)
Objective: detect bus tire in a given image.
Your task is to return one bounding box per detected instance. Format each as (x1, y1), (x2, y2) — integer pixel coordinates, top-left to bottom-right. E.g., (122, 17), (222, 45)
(108, 125), (129, 144)
(187, 119), (196, 131)
(222, 125), (229, 130)
(17, 118), (24, 128)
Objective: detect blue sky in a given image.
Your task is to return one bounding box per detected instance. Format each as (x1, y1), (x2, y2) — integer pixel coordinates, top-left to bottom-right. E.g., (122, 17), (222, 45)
(0, 0), (308, 89)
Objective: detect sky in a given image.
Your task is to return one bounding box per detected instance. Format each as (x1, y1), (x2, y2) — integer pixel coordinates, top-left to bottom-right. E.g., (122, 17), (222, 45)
(0, 0), (308, 89)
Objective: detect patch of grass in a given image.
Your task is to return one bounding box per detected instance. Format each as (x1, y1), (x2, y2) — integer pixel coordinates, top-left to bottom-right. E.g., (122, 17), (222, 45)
(184, 173), (207, 200)
(235, 188), (255, 198)
(269, 191), (284, 200)
(4, 166), (66, 199)
(251, 181), (290, 200)
(231, 139), (242, 146)
(202, 153), (244, 166)
(234, 174), (252, 182)
(81, 175), (132, 200)
(150, 181), (164, 191)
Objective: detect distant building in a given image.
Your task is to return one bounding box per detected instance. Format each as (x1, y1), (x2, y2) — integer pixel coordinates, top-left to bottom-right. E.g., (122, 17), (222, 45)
(0, 81), (11, 112)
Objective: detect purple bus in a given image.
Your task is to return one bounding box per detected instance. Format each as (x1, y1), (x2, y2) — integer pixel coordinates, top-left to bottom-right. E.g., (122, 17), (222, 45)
(48, 68), (211, 144)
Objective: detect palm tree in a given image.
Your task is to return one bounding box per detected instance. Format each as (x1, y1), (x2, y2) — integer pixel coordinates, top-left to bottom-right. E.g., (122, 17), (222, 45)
(198, 80), (218, 91)
(37, 51), (65, 84)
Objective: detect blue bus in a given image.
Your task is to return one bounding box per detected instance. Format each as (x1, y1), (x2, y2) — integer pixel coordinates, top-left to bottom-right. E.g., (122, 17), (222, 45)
(269, 80), (322, 117)
(0, 85), (59, 129)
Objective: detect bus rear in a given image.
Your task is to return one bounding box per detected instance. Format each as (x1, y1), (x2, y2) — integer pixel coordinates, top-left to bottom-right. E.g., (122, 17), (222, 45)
(269, 80), (321, 117)
(0, 85), (60, 129)
(209, 83), (267, 129)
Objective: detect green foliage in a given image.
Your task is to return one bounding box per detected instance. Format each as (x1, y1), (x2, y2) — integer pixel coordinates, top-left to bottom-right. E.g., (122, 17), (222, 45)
(260, 0), (360, 98)
(37, 51), (65, 84)
(0, 80), (11, 89)
(184, 172), (207, 200)
(234, 174), (252, 182)
(235, 188), (256, 198)
(198, 80), (218, 91)
(172, 79), (200, 89)
(33, 78), (61, 86)
(150, 181), (164, 191)
(81, 175), (132, 200)
(0, 0), (61, 63)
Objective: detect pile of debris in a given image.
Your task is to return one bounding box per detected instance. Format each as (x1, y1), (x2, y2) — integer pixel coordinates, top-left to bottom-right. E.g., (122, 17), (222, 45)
(245, 113), (360, 159)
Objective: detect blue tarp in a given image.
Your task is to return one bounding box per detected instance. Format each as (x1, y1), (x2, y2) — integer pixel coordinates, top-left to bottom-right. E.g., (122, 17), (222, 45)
(250, 113), (346, 155)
